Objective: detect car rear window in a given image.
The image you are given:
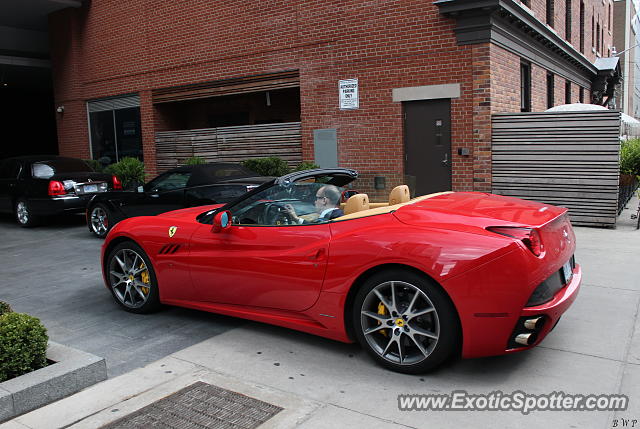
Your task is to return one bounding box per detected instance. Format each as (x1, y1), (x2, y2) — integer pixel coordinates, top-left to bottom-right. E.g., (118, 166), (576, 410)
(188, 164), (258, 186)
(32, 159), (93, 179)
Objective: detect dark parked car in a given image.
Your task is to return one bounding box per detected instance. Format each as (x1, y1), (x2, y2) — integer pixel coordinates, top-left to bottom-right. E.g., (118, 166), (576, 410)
(0, 155), (122, 227)
(86, 163), (270, 237)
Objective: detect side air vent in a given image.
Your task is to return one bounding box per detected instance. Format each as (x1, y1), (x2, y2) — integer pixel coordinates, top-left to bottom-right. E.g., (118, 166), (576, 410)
(159, 244), (181, 255)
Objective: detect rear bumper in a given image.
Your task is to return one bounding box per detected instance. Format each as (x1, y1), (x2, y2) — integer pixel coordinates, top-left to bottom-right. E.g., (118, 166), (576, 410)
(29, 195), (94, 216)
(460, 264), (581, 358)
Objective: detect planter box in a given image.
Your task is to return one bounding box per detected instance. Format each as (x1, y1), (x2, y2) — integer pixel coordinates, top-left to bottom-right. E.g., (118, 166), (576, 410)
(0, 341), (107, 422)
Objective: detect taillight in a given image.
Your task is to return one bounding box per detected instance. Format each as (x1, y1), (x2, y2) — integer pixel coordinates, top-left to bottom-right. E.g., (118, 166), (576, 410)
(112, 175), (123, 190)
(48, 180), (66, 196)
(487, 226), (544, 257)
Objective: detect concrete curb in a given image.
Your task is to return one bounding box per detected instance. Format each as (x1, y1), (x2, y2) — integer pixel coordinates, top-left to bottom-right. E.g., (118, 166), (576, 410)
(0, 341), (106, 422)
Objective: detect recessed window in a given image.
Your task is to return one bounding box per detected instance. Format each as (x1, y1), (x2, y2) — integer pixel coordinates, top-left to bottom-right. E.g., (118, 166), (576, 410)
(579, 87), (585, 103)
(521, 62), (532, 112)
(565, 81), (572, 104)
(522, 0), (531, 7)
(547, 73), (555, 109)
(547, 0), (555, 27)
(579, 1), (585, 52)
(596, 21), (601, 53)
(566, 0), (572, 42)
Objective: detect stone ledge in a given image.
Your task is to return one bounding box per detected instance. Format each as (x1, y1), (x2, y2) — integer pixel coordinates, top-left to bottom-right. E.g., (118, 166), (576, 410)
(0, 341), (107, 422)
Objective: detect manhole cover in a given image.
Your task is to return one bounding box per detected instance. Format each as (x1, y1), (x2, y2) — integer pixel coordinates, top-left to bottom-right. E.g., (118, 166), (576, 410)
(101, 381), (283, 429)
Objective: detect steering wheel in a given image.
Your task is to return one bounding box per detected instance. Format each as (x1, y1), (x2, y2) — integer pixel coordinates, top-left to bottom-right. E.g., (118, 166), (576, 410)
(264, 203), (293, 225)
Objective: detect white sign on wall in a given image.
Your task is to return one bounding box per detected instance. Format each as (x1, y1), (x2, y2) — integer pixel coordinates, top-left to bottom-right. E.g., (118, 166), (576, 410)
(339, 79), (359, 110)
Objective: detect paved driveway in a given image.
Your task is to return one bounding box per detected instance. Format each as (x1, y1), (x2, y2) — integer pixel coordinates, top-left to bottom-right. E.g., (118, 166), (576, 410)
(0, 214), (236, 378)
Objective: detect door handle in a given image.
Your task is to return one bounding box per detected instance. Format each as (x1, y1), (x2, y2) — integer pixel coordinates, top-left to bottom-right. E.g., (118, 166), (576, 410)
(150, 194), (159, 198)
(442, 153), (449, 166)
(308, 248), (327, 261)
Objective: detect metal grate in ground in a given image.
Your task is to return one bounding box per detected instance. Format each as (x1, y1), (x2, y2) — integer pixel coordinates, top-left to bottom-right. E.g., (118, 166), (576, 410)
(100, 381), (283, 429)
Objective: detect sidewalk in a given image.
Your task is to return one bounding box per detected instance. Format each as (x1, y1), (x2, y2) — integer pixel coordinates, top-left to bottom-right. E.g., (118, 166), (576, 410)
(3, 196), (640, 429)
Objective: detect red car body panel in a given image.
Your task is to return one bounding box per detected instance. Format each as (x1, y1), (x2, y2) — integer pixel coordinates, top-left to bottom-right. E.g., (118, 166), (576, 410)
(101, 192), (581, 359)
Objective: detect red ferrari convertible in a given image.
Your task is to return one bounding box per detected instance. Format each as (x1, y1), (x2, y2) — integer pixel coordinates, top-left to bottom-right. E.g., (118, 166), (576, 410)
(101, 168), (581, 373)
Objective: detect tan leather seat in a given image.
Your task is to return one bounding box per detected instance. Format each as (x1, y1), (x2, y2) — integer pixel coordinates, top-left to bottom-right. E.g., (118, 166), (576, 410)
(343, 193), (370, 215)
(389, 185), (410, 205)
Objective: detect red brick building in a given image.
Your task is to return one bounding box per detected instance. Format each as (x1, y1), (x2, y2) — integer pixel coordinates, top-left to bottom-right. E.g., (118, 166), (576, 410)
(49, 0), (617, 199)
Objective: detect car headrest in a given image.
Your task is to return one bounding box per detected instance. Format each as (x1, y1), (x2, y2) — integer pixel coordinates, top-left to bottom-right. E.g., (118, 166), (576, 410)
(344, 193), (370, 215)
(389, 185), (410, 205)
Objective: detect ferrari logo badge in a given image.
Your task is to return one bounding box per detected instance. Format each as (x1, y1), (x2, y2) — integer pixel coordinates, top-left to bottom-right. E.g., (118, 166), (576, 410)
(168, 226), (178, 238)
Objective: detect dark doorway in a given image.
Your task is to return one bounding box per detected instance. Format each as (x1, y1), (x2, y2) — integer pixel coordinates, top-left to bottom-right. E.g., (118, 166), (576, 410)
(0, 65), (58, 159)
(403, 99), (452, 196)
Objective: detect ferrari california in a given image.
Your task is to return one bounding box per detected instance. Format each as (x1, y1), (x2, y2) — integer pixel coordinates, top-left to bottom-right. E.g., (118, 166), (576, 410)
(101, 168), (581, 373)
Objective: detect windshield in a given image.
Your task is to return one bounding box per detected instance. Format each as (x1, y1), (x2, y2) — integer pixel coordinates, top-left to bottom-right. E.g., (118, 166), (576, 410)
(196, 170), (357, 225)
(31, 159), (93, 179)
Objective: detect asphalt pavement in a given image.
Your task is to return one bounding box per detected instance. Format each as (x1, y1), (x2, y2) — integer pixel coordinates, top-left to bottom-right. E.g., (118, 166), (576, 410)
(1, 197), (640, 429)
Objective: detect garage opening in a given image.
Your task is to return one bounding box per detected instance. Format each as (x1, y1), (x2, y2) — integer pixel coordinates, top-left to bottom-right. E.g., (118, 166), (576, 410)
(153, 71), (302, 172)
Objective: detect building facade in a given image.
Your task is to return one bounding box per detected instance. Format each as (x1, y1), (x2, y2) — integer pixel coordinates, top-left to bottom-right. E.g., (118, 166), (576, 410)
(50, 0), (615, 199)
(613, 0), (640, 118)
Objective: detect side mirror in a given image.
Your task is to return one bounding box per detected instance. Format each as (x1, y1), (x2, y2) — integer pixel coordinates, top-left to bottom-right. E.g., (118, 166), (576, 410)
(341, 190), (358, 203)
(212, 210), (232, 233)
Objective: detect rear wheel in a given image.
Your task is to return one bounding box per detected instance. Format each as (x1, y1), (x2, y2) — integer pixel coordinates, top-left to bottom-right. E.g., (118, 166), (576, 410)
(106, 241), (160, 314)
(89, 204), (112, 238)
(15, 199), (38, 227)
(352, 269), (460, 373)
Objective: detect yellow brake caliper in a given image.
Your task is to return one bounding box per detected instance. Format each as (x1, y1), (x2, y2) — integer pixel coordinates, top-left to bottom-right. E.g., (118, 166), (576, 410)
(139, 263), (150, 295)
(378, 302), (388, 337)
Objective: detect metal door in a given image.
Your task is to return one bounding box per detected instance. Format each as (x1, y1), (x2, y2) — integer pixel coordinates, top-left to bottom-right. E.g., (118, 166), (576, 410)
(403, 99), (452, 196)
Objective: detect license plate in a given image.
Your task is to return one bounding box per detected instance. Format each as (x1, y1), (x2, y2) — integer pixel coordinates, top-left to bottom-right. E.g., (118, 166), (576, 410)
(562, 260), (573, 284)
(84, 184), (98, 193)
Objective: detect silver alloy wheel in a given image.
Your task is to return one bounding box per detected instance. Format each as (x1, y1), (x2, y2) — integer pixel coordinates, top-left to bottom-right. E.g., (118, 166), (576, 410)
(109, 248), (152, 309)
(360, 280), (440, 365)
(16, 201), (29, 224)
(90, 206), (108, 235)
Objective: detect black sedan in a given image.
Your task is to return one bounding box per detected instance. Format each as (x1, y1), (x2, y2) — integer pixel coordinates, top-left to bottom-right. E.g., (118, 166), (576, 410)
(86, 163), (269, 237)
(0, 155), (122, 227)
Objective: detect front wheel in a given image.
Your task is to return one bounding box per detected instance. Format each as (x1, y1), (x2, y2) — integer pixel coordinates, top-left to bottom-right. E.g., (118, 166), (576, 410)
(106, 241), (160, 314)
(352, 269), (460, 374)
(15, 199), (38, 227)
(89, 204), (112, 238)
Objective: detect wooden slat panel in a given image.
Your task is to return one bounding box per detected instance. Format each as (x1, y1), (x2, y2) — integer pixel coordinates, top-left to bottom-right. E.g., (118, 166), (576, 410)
(155, 122), (302, 174)
(152, 71), (299, 104)
(491, 111), (621, 228)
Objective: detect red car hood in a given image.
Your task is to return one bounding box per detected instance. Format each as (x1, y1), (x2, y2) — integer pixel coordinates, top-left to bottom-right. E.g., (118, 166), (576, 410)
(156, 204), (224, 219)
(395, 192), (567, 230)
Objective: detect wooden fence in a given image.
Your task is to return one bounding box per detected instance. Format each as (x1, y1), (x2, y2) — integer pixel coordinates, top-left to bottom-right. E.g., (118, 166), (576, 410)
(491, 111), (621, 228)
(155, 122), (302, 173)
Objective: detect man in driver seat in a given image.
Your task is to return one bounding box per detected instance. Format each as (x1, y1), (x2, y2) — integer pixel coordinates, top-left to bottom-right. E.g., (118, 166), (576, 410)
(285, 185), (344, 224)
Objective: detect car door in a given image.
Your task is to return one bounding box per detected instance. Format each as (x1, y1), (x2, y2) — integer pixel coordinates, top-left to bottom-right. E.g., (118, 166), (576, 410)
(188, 222), (330, 312)
(0, 160), (22, 213)
(120, 171), (190, 217)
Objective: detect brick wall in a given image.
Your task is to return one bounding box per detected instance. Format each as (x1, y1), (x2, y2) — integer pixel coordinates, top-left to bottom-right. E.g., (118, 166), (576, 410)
(49, 0), (607, 198)
(517, 0), (614, 61)
(50, 0), (479, 198)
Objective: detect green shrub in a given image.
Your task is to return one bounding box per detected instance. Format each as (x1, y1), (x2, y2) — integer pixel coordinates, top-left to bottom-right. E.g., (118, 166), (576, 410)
(184, 156), (206, 165)
(620, 138), (640, 176)
(0, 301), (11, 316)
(242, 157), (290, 177)
(104, 157), (145, 189)
(293, 162), (320, 172)
(83, 159), (104, 173)
(0, 312), (48, 382)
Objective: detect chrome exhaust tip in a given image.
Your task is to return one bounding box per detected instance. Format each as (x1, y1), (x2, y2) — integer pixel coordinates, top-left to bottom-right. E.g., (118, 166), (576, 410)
(515, 333), (537, 346)
(524, 317), (544, 331)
